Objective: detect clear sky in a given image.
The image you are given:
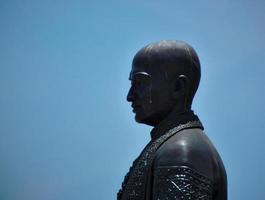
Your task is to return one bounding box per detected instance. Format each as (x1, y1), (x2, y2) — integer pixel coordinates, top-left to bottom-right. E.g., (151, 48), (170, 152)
(0, 0), (265, 199)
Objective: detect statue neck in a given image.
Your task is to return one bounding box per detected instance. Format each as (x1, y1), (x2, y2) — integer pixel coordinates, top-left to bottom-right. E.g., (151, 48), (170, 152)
(150, 109), (202, 140)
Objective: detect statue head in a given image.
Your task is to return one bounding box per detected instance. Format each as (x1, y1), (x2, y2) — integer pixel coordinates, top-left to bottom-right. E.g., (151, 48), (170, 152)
(127, 40), (201, 126)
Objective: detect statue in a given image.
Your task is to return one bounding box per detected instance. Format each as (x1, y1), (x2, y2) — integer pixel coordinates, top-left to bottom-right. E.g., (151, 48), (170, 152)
(118, 40), (227, 200)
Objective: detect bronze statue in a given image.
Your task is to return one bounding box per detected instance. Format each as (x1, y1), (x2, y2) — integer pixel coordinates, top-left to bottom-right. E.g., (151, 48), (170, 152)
(118, 40), (227, 200)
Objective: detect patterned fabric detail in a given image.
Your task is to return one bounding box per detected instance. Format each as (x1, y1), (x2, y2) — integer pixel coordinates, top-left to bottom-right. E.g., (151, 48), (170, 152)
(153, 166), (213, 200)
(118, 121), (203, 200)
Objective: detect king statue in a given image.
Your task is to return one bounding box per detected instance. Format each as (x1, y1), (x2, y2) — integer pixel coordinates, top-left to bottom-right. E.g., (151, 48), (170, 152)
(118, 40), (227, 200)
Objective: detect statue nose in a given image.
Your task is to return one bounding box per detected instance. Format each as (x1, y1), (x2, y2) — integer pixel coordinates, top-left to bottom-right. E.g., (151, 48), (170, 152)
(127, 87), (134, 102)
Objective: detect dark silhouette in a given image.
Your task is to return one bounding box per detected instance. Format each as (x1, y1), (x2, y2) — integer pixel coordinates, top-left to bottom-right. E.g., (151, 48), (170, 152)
(118, 40), (227, 200)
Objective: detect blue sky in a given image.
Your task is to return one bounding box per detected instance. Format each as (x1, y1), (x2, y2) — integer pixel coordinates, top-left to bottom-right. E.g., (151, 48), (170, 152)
(0, 0), (265, 199)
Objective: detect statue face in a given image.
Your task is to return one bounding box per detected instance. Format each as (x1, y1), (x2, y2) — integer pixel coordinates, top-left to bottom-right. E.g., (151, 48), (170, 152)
(127, 64), (174, 126)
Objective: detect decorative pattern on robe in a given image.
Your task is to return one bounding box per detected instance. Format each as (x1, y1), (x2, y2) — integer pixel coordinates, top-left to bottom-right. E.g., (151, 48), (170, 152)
(153, 166), (213, 200)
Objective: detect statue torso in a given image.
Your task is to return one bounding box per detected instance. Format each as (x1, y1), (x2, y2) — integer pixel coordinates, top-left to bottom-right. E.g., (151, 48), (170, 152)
(118, 113), (227, 200)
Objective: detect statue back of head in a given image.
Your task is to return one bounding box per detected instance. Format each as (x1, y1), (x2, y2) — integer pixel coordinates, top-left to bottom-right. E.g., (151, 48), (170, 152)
(127, 40), (201, 126)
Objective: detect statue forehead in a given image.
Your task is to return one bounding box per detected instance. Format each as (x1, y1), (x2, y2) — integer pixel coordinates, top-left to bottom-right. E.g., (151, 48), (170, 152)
(129, 64), (153, 80)
(130, 49), (163, 80)
(129, 57), (175, 81)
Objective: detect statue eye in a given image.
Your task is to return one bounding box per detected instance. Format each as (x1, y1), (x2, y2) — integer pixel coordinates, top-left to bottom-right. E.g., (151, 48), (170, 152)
(131, 80), (142, 87)
(131, 75), (151, 89)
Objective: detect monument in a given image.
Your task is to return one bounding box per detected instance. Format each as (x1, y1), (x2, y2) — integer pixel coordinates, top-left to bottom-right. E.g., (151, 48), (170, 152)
(118, 40), (227, 200)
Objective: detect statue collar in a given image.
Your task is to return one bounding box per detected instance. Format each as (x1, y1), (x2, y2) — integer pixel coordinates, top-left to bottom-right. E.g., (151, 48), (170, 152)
(150, 110), (203, 140)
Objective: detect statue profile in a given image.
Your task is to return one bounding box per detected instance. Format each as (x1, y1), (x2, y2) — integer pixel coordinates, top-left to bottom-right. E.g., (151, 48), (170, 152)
(118, 40), (227, 200)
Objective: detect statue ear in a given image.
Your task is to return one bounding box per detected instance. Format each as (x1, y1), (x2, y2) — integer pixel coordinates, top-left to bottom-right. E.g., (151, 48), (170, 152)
(172, 75), (190, 100)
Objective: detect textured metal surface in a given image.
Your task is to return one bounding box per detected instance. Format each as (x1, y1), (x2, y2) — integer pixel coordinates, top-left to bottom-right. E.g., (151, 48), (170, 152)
(118, 121), (203, 200)
(153, 166), (213, 200)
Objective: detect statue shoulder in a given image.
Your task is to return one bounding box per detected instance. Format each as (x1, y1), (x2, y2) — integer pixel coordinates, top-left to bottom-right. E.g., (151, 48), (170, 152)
(151, 128), (227, 199)
(153, 128), (217, 178)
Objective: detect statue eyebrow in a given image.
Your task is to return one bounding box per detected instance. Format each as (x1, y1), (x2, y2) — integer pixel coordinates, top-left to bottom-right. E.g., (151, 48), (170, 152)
(129, 71), (152, 80)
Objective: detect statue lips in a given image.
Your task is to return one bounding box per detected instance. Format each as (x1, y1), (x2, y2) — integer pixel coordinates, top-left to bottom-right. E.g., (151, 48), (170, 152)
(132, 104), (141, 113)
